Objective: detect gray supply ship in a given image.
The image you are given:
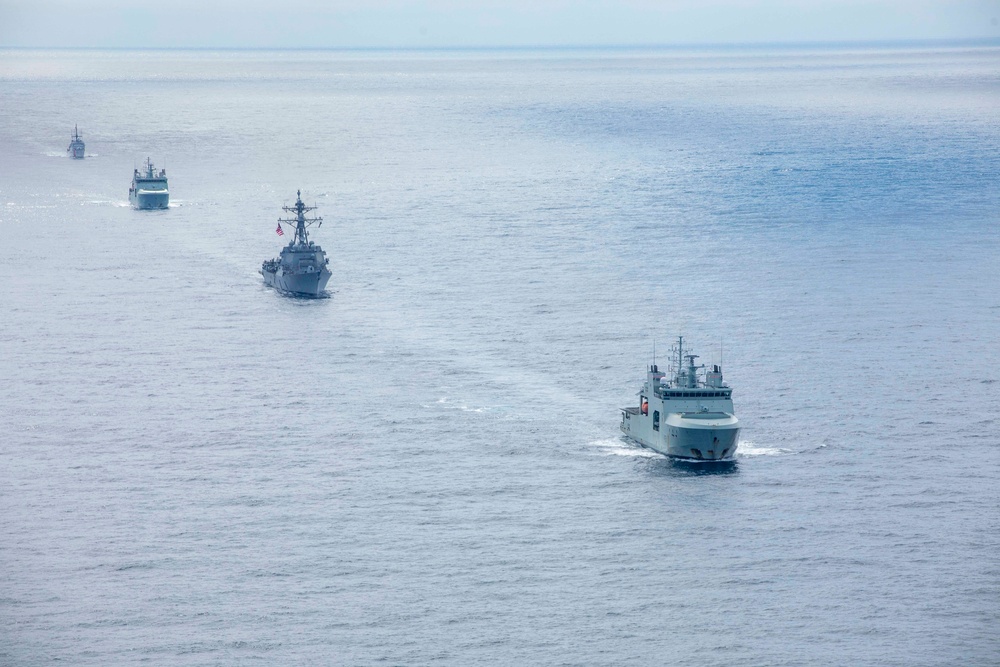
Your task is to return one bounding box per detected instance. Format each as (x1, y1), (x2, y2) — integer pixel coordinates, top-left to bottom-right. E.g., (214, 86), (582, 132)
(67, 125), (85, 159)
(129, 158), (169, 210)
(260, 190), (331, 296)
(621, 337), (740, 461)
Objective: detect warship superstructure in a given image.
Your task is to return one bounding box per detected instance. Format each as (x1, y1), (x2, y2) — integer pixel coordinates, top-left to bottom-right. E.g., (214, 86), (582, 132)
(129, 158), (169, 210)
(260, 190), (331, 296)
(621, 337), (740, 461)
(67, 125), (85, 159)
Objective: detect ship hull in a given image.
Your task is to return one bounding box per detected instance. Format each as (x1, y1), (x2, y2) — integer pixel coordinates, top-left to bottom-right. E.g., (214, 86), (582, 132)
(68, 143), (85, 159)
(261, 268), (330, 296)
(130, 190), (169, 210)
(622, 412), (740, 461)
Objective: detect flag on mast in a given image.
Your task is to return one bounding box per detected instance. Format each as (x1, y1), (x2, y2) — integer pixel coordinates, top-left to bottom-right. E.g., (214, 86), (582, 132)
(275, 223), (284, 236)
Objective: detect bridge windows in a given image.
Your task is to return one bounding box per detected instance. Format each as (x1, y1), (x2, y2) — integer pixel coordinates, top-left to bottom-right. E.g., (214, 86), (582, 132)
(663, 390), (732, 399)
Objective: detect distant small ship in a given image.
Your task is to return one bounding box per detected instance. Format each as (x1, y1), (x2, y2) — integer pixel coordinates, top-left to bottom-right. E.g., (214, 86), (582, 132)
(260, 190), (332, 296)
(621, 337), (740, 461)
(67, 125), (85, 159)
(129, 158), (169, 210)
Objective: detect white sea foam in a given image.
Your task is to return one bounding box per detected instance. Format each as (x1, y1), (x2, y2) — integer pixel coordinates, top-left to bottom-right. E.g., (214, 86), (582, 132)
(427, 397), (485, 413)
(590, 437), (660, 457)
(736, 440), (793, 457)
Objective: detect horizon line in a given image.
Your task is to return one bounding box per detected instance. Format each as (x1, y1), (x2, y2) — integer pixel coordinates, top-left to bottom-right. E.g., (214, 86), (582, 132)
(3, 37), (1000, 52)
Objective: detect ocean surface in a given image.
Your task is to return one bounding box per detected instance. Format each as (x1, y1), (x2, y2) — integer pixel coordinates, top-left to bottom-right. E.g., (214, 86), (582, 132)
(1, 45), (999, 665)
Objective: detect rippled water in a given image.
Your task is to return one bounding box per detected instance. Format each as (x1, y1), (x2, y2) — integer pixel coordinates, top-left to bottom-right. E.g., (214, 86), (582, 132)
(1, 46), (999, 665)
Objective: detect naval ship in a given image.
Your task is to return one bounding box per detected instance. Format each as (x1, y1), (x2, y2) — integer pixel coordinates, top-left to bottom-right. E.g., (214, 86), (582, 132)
(67, 125), (85, 159)
(260, 190), (331, 296)
(621, 337), (740, 461)
(129, 158), (169, 210)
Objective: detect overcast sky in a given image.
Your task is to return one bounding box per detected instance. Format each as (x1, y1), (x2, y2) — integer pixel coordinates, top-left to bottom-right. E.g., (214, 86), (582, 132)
(1, 0), (998, 48)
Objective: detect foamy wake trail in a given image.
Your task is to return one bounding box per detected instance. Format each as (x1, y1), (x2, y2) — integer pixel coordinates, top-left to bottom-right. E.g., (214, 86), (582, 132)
(590, 437), (660, 458)
(736, 440), (792, 457)
(422, 397), (486, 413)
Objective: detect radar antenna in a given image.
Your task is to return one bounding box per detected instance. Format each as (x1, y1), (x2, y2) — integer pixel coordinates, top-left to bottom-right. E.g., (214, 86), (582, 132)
(277, 189), (323, 246)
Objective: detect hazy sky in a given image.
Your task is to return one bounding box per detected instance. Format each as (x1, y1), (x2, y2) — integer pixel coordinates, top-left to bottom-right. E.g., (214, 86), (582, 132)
(1, 0), (998, 48)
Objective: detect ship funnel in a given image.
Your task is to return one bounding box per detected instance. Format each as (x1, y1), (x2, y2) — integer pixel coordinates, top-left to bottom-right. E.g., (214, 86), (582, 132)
(647, 364), (665, 392)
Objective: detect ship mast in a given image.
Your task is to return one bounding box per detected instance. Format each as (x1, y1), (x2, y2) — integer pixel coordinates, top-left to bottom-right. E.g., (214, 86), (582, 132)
(277, 189), (322, 246)
(670, 336), (704, 388)
(674, 336), (684, 386)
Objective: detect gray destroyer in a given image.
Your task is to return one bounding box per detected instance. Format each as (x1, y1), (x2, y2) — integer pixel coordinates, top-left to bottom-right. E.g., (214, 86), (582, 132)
(621, 337), (740, 461)
(260, 190), (331, 296)
(67, 125), (85, 159)
(129, 158), (169, 210)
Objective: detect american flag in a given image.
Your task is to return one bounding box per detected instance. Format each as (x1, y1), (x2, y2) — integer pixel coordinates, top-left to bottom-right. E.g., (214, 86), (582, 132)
(275, 223), (284, 236)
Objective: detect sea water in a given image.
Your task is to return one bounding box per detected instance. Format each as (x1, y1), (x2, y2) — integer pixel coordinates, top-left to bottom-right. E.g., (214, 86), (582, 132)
(1, 46), (998, 665)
